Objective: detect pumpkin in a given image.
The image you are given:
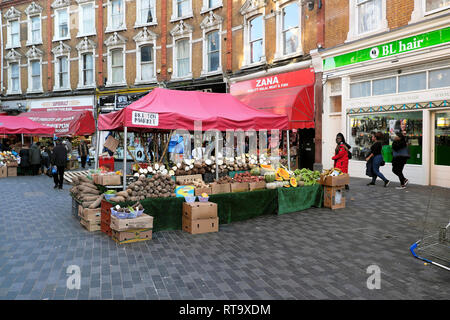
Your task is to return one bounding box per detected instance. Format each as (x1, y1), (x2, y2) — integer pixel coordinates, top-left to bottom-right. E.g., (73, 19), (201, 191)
(290, 177), (298, 187)
(276, 168), (290, 180)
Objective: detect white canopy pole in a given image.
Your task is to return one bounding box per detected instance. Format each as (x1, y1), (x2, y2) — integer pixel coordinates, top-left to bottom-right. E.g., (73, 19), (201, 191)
(215, 131), (219, 181)
(123, 126), (128, 191)
(21, 134), (24, 145)
(287, 130), (291, 171)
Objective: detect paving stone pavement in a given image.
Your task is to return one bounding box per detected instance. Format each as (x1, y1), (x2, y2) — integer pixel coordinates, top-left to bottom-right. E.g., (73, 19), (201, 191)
(0, 174), (449, 300)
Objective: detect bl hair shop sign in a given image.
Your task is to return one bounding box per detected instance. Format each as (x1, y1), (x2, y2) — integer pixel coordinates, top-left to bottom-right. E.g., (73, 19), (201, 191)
(323, 26), (450, 71)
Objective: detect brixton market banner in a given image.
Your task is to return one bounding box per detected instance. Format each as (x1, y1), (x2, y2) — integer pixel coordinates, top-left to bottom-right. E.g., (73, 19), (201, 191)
(323, 27), (450, 71)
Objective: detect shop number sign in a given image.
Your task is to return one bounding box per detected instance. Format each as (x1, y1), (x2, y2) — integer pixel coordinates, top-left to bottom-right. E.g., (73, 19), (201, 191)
(131, 111), (159, 127)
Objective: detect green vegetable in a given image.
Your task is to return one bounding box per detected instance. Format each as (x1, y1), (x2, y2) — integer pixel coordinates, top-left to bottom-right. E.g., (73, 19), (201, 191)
(105, 190), (117, 194)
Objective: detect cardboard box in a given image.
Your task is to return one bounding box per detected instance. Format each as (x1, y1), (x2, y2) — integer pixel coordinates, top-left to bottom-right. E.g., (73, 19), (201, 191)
(7, 166), (17, 177)
(320, 174), (350, 187)
(230, 182), (249, 193)
(103, 135), (120, 153)
(110, 213), (154, 231)
(210, 183), (231, 194)
(92, 174), (100, 184)
(183, 202), (217, 220)
(182, 216), (219, 235)
(194, 187), (212, 196)
(80, 217), (101, 232)
(6, 161), (18, 167)
(176, 174), (203, 185)
(80, 208), (101, 223)
(112, 228), (152, 244)
(0, 166), (7, 178)
(248, 181), (266, 191)
(98, 174), (121, 186)
(324, 186), (346, 210)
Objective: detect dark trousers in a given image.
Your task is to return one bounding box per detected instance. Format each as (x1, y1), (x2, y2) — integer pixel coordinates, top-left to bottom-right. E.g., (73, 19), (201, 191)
(32, 164), (40, 176)
(80, 156), (87, 168)
(53, 166), (65, 188)
(392, 157), (407, 185)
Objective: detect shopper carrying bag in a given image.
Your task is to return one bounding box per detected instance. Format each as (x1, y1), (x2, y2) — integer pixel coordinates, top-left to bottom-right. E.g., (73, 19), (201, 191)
(366, 132), (390, 187)
(392, 132), (410, 189)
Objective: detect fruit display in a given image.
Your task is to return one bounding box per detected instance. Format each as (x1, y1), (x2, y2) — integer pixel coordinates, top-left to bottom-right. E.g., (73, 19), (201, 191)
(233, 172), (264, 183)
(215, 175), (233, 184)
(264, 172), (276, 183)
(70, 176), (104, 209)
(293, 168), (321, 186)
(321, 168), (344, 177)
(177, 178), (210, 189)
(0, 151), (19, 166)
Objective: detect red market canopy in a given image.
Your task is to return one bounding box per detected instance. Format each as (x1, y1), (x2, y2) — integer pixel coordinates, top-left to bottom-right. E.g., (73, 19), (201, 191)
(18, 110), (95, 137)
(0, 115), (55, 135)
(230, 68), (316, 130)
(98, 88), (289, 132)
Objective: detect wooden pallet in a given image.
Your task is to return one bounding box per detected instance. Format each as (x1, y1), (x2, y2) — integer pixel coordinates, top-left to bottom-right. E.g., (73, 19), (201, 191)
(64, 170), (90, 184)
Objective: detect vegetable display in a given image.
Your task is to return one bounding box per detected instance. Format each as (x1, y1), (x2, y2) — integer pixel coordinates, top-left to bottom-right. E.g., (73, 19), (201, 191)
(126, 174), (176, 200)
(70, 176), (104, 209)
(233, 172), (264, 183)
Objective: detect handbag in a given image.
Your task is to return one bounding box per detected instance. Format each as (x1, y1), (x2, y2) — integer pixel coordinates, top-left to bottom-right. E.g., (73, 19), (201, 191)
(348, 151), (352, 159)
(51, 165), (58, 175)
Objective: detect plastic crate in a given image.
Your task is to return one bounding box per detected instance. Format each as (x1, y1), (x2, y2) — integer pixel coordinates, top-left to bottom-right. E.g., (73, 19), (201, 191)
(101, 222), (112, 237)
(99, 156), (115, 172)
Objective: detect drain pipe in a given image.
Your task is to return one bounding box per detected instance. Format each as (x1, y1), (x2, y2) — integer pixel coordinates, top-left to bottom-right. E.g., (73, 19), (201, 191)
(0, 11), (4, 93)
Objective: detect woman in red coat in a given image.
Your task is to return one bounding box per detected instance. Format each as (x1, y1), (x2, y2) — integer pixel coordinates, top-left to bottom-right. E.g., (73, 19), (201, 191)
(332, 133), (350, 189)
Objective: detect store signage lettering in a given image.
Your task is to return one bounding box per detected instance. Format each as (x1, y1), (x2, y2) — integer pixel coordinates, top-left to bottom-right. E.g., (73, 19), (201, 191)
(132, 111), (159, 126)
(324, 27), (450, 71)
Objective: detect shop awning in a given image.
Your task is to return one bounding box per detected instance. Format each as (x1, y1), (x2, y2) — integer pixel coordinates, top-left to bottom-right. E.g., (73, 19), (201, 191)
(0, 115), (55, 135)
(98, 88), (289, 131)
(230, 68), (316, 129)
(18, 110), (95, 137)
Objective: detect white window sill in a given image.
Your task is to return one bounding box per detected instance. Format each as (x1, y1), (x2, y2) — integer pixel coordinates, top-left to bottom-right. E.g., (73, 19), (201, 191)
(424, 6), (450, 16)
(105, 27), (127, 33)
(273, 51), (304, 62)
(345, 27), (389, 43)
(27, 89), (44, 94)
(5, 44), (21, 50)
(77, 84), (96, 90)
(106, 82), (127, 87)
(77, 32), (97, 38)
(170, 14), (194, 23)
(134, 21), (158, 28)
(170, 74), (193, 81)
(241, 59), (266, 70)
(26, 40), (43, 46)
(53, 87), (71, 92)
(53, 36), (71, 42)
(201, 69), (222, 77)
(200, 5), (223, 15)
(6, 91), (22, 96)
(134, 79), (157, 85)
(328, 112), (342, 117)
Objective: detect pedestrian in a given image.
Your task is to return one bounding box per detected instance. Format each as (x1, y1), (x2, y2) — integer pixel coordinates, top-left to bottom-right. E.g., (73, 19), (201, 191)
(332, 133), (351, 190)
(78, 139), (89, 169)
(29, 142), (42, 175)
(19, 144), (31, 176)
(40, 144), (51, 175)
(366, 132), (390, 187)
(51, 138), (68, 190)
(392, 132), (410, 189)
(45, 144), (54, 177)
(64, 138), (72, 154)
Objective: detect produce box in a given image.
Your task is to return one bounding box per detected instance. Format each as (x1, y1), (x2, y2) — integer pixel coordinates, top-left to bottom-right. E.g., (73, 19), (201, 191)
(320, 174), (349, 187)
(112, 228), (152, 244)
(175, 185), (195, 197)
(92, 174), (100, 184)
(80, 217), (101, 232)
(6, 161), (18, 167)
(210, 183), (231, 194)
(7, 166), (17, 177)
(249, 181), (266, 191)
(98, 174), (121, 186)
(80, 208), (101, 223)
(110, 213), (154, 231)
(176, 174), (203, 184)
(324, 186), (346, 210)
(182, 216), (218, 235)
(194, 187), (212, 196)
(230, 182), (249, 193)
(183, 202), (217, 220)
(103, 135), (120, 153)
(0, 166), (7, 178)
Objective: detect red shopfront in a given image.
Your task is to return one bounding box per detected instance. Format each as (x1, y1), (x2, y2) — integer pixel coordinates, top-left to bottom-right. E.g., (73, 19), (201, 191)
(230, 68), (316, 169)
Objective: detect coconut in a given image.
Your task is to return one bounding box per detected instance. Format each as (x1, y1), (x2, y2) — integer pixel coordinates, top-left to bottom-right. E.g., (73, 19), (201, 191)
(177, 162), (182, 168)
(189, 164), (194, 169)
(169, 170), (175, 176)
(154, 163), (159, 170)
(134, 173), (139, 177)
(205, 159), (212, 166)
(160, 164), (165, 170)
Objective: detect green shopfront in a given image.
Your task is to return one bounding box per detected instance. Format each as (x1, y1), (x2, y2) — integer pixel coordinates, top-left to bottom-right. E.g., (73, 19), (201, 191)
(321, 26), (450, 188)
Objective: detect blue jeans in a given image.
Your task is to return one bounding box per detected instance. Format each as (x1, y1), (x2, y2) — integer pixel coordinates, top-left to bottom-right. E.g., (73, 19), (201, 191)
(372, 154), (388, 183)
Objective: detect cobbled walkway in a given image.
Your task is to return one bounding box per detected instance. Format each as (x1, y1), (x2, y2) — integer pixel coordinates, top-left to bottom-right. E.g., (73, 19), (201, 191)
(0, 173), (449, 300)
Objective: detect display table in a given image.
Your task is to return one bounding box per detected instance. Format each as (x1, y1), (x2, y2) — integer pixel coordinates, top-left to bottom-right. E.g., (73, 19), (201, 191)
(105, 185), (323, 233)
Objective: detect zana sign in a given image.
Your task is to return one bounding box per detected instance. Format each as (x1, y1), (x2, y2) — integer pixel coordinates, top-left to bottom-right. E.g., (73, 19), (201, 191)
(324, 27), (450, 71)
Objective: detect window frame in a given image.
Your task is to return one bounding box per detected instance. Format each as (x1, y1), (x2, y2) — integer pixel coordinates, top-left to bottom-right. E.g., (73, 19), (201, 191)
(135, 0), (157, 28)
(170, 0), (193, 22)
(25, 2), (43, 46)
(76, 37), (97, 89)
(248, 15), (264, 65)
(4, 7), (22, 49)
(53, 8), (70, 41)
(200, 11), (223, 76)
(175, 38), (191, 79)
(346, 0), (388, 43)
(107, 47), (126, 86)
(240, 0), (266, 68)
(56, 56), (70, 90)
(170, 21), (193, 80)
(423, 0), (450, 15)
(134, 28), (158, 84)
(5, 49), (22, 95)
(200, 0), (223, 14)
(9, 62), (21, 95)
(52, 41), (72, 91)
(25, 46), (44, 93)
(77, 2), (96, 37)
(106, 0), (127, 33)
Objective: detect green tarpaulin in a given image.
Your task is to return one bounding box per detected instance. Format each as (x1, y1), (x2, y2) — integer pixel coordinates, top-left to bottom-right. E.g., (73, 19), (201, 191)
(277, 184), (324, 215)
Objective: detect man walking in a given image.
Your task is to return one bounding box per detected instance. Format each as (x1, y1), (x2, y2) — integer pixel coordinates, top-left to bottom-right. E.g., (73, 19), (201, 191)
(29, 142), (41, 176)
(78, 139), (89, 169)
(51, 139), (68, 189)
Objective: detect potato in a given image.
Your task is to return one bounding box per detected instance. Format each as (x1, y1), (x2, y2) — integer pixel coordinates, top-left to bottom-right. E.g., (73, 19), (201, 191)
(126, 189), (133, 195)
(109, 196), (126, 203)
(116, 191), (129, 198)
(82, 200), (95, 208)
(89, 194), (104, 209)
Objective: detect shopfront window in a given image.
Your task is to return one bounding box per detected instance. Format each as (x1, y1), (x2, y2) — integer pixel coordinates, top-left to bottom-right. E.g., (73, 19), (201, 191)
(349, 111), (423, 164)
(372, 77), (396, 95)
(426, 0), (450, 13)
(398, 72), (426, 92)
(429, 67), (450, 89)
(435, 112), (450, 166)
(350, 81), (370, 98)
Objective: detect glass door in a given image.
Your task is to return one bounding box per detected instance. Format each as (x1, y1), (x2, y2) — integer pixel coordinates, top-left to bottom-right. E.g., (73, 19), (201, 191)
(431, 111), (450, 188)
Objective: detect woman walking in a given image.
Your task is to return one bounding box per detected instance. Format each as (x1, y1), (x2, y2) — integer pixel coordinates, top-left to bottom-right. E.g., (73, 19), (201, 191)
(332, 133), (351, 190)
(392, 132), (409, 189)
(366, 132), (390, 187)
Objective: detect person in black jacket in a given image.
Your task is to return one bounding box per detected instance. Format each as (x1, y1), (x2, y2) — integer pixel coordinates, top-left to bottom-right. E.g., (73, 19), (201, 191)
(392, 132), (410, 189)
(19, 144), (31, 176)
(51, 139), (68, 189)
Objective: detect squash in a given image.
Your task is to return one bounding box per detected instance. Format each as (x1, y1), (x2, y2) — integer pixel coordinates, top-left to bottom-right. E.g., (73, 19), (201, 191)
(276, 168), (290, 180)
(260, 164), (274, 170)
(264, 172), (276, 183)
(290, 177), (298, 187)
(250, 167), (261, 176)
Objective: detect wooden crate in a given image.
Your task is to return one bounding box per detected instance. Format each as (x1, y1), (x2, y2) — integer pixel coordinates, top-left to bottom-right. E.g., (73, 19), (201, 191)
(80, 218), (101, 232)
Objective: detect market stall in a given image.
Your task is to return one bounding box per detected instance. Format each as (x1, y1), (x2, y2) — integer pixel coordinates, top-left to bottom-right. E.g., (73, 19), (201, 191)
(0, 115), (55, 177)
(73, 88), (327, 242)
